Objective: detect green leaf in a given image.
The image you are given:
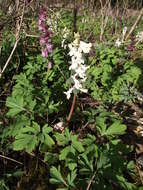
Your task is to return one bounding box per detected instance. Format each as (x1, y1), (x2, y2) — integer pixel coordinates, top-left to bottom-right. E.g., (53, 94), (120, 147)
(8, 115), (30, 137)
(97, 150), (110, 170)
(6, 96), (25, 117)
(105, 121), (126, 136)
(32, 122), (40, 133)
(59, 146), (71, 160)
(13, 122), (40, 152)
(68, 163), (77, 171)
(42, 125), (54, 147)
(13, 134), (38, 152)
(72, 140), (84, 153)
(44, 133), (55, 147)
(65, 128), (72, 141)
(50, 166), (68, 186)
(42, 125), (53, 134)
(139, 187), (143, 190)
(96, 116), (107, 135)
(79, 154), (93, 172)
(55, 133), (68, 146)
(67, 170), (76, 188)
(44, 152), (58, 163)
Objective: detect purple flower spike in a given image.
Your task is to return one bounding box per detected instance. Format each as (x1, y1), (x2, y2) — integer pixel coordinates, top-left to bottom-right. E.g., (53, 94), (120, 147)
(38, 7), (53, 58)
(39, 8), (47, 20)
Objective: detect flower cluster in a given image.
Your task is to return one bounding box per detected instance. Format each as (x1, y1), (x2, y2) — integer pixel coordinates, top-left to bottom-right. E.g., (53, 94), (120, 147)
(46, 11), (60, 32)
(128, 36), (136, 51)
(64, 34), (92, 99)
(115, 26), (127, 47)
(61, 27), (70, 49)
(136, 31), (143, 43)
(38, 8), (53, 58)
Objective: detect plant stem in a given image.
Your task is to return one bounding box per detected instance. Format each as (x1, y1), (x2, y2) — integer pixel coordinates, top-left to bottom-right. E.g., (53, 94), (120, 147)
(73, 0), (77, 34)
(67, 94), (76, 124)
(0, 154), (22, 165)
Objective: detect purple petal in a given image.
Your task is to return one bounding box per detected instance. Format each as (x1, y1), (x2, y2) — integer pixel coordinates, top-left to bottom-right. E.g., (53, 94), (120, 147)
(39, 8), (47, 21)
(40, 36), (46, 45)
(46, 43), (53, 53)
(41, 48), (49, 57)
(38, 23), (47, 32)
(47, 61), (53, 69)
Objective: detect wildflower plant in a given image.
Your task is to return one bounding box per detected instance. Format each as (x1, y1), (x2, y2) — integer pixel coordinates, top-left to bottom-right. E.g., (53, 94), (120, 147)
(1, 4), (143, 190)
(64, 33), (92, 99)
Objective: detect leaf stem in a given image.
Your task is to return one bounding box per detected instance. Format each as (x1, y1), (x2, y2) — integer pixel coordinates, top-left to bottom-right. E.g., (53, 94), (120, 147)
(67, 94), (76, 124)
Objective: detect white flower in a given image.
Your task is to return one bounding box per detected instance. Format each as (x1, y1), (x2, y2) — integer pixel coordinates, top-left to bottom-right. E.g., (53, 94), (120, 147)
(75, 64), (89, 78)
(72, 75), (82, 89)
(69, 45), (77, 56)
(136, 31), (143, 42)
(79, 87), (88, 93)
(122, 27), (127, 37)
(80, 41), (92, 53)
(72, 75), (88, 93)
(61, 27), (70, 49)
(121, 26), (127, 42)
(64, 87), (73, 99)
(115, 38), (121, 47)
(53, 121), (64, 131)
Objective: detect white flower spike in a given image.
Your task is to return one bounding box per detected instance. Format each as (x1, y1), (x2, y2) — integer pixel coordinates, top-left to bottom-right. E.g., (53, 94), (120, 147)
(64, 33), (92, 99)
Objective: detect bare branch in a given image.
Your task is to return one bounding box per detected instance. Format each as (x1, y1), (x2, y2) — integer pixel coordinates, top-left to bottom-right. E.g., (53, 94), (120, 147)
(125, 8), (143, 40)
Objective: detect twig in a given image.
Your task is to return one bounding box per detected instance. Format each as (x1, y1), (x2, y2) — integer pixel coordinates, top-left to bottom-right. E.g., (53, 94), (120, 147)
(67, 94), (76, 123)
(73, 0), (78, 34)
(99, 0), (110, 41)
(86, 171), (96, 190)
(56, 65), (67, 81)
(125, 8), (143, 40)
(0, 154), (23, 165)
(0, 0), (26, 78)
(25, 34), (39, 38)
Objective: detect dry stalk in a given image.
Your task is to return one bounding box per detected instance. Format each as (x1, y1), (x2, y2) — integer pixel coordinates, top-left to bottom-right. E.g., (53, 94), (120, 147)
(99, 0), (111, 41)
(125, 8), (143, 40)
(86, 171), (96, 190)
(0, 154), (23, 165)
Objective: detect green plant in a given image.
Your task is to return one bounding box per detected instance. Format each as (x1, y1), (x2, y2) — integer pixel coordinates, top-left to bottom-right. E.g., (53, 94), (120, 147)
(87, 45), (142, 105)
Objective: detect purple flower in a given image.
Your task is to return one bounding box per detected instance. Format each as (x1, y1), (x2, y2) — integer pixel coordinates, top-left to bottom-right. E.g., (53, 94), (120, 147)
(47, 61), (53, 69)
(127, 36), (136, 51)
(46, 43), (53, 53)
(40, 36), (46, 45)
(38, 22), (47, 32)
(127, 45), (136, 51)
(42, 48), (49, 57)
(39, 8), (47, 21)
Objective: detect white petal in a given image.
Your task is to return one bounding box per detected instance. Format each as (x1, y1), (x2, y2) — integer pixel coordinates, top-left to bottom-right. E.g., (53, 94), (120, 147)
(80, 41), (92, 53)
(64, 88), (73, 99)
